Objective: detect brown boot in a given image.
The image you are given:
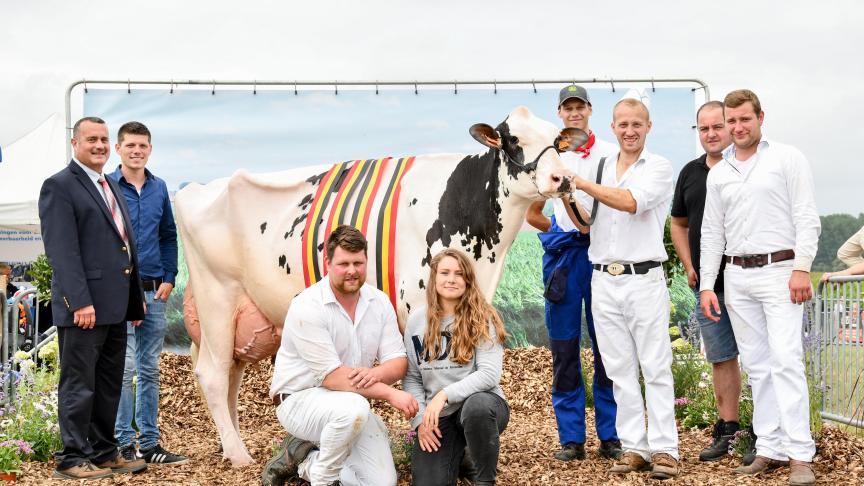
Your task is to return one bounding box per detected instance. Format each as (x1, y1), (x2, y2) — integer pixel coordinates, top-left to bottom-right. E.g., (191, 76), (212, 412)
(609, 452), (650, 474)
(789, 460), (815, 486)
(734, 455), (789, 475)
(52, 461), (114, 480)
(94, 454), (148, 474)
(650, 452), (679, 480)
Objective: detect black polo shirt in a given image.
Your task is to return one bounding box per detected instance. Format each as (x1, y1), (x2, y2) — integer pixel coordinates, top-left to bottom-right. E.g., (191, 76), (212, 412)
(671, 154), (725, 293)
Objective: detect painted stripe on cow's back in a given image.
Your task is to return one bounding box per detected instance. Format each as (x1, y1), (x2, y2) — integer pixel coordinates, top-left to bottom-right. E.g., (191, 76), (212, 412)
(301, 161), (346, 286)
(300, 157), (414, 309)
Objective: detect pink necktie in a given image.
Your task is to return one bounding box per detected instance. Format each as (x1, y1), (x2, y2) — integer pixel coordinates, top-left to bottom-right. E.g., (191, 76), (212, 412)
(98, 176), (129, 245)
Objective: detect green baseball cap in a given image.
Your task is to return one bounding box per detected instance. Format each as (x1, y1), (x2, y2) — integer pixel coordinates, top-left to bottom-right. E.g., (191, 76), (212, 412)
(558, 84), (591, 107)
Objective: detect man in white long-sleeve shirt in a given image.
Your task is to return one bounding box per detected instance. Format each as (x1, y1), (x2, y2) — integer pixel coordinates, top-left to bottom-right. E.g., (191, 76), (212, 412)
(699, 89), (819, 486)
(262, 225), (419, 486)
(567, 98), (679, 479)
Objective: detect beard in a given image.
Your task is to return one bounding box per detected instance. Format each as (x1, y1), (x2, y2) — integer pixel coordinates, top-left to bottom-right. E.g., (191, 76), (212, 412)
(331, 273), (365, 295)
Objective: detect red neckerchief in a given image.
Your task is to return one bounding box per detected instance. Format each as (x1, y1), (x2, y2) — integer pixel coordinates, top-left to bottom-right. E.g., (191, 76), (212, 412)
(575, 130), (596, 159)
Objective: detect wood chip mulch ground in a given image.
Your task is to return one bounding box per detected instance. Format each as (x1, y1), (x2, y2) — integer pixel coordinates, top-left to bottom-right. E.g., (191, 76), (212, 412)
(18, 347), (864, 485)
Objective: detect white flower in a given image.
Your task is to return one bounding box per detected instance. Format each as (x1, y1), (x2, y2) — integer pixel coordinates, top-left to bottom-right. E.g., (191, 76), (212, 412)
(698, 381), (708, 389)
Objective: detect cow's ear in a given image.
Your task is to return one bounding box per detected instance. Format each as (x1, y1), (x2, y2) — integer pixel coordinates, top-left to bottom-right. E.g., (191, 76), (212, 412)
(556, 128), (589, 152)
(469, 124), (502, 149)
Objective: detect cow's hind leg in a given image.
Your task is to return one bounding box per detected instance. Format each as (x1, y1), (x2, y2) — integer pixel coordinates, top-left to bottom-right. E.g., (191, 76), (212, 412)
(227, 360), (247, 435)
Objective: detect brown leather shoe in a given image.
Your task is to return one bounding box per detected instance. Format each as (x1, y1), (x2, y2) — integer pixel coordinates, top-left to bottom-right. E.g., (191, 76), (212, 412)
(735, 455), (789, 475)
(94, 454), (147, 474)
(789, 459), (815, 485)
(609, 451), (650, 474)
(52, 461), (114, 480)
(650, 452), (679, 479)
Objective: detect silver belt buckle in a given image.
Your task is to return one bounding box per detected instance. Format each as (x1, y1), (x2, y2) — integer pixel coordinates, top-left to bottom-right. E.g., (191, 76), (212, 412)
(607, 262), (625, 276)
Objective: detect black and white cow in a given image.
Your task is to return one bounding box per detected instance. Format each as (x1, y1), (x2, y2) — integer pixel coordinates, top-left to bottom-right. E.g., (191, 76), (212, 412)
(174, 106), (586, 465)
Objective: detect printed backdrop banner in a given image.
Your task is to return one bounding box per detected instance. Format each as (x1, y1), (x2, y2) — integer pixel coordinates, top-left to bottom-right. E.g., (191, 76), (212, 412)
(84, 86), (699, 192)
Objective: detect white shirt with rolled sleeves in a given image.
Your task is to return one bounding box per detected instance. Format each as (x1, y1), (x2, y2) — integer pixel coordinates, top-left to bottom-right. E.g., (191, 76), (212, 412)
(552, 137), (618, 232)
(269, 275), (406, 398)
(699, 139), (821, 292)
(583, 150), (673, 264)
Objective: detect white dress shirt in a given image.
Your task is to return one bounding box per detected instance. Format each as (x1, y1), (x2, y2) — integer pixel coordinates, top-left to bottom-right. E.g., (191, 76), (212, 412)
(838, 225), (864, 267)
(584, 149), (673, 264)
(699, 139), (821, 292)
(270, 276), (407, 397)
(552, 137), (618, 232)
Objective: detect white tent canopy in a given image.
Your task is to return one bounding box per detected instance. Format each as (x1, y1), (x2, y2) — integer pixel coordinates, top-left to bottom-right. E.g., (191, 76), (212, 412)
(0, 113), (66, 262)
(0, 113), (66, 228)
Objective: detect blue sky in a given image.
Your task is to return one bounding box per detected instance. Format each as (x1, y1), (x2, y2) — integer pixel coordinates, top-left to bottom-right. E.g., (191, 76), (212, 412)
(85, 86), (698, 192)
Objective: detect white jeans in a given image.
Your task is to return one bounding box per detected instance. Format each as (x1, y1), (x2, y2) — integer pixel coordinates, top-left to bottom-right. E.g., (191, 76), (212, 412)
(592, 266), (679, 460)
(276, 387), (397, 486)
(724, 261), (815, 462)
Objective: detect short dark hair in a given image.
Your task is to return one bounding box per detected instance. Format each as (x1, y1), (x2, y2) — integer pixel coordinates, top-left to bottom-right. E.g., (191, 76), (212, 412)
(72, 116), (106, 139)
(724, 89), (762, 115)
(117, 121), (151, 143)
(696, 100), (725, 122)
(325, 225), (368, 260)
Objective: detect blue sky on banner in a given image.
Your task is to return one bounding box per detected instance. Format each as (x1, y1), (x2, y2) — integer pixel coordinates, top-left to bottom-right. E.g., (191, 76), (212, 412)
(84, 86), (697, 192)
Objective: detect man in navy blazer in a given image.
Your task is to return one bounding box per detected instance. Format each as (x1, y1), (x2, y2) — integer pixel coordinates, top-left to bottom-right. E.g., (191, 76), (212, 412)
(39, 117), (148, 480)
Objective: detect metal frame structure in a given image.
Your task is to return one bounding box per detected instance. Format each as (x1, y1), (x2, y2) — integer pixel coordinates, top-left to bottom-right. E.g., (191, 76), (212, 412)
(64, 77), (709, 160)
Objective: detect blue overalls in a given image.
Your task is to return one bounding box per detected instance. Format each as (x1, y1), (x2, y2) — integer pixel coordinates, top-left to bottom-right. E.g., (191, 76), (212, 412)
(538, 215), (618, 445)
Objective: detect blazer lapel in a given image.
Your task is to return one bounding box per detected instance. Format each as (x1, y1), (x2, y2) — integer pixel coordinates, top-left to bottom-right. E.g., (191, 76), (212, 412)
(105, 176), (137, 255)
(68, 161), (124, 240)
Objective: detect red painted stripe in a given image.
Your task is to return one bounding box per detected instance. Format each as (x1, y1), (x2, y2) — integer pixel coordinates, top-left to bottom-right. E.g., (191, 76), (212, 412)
(386, 156), (415, 308)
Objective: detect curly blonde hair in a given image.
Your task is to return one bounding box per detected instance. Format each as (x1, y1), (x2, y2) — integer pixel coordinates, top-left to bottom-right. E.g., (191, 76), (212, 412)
(423, 248), (507, 364)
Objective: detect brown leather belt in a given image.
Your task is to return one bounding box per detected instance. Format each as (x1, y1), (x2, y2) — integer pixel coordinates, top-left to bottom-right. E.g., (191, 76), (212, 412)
(272, 393), (291, 407)
(726, 249), (795, 269)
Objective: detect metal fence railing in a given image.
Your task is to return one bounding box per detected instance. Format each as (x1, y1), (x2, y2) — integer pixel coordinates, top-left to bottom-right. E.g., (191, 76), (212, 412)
(808, 275), (864, 428)
(2, 287), (56, 405)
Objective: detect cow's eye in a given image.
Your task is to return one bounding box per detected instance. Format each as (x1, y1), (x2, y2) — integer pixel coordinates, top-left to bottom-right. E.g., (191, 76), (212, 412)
(509, 136), (519, 145)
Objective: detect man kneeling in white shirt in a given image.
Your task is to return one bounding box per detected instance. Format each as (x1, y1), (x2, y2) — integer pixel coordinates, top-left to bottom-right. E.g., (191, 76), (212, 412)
(262, 225), (419, 486)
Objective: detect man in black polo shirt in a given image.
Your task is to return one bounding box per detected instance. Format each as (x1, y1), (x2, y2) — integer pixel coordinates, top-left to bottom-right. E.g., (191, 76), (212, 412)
(670, 101), (743, 461)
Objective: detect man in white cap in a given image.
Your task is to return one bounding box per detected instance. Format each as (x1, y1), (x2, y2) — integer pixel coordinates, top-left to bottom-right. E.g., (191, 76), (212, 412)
(700, 89), (819, 486)
(525, 85), (621, 462)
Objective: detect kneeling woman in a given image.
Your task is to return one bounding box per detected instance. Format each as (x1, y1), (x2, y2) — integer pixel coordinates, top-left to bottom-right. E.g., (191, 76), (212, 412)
(404, 248), (509, 486)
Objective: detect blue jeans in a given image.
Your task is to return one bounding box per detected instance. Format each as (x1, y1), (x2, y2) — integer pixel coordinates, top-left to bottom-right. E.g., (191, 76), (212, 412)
(115, 290), (167, 449)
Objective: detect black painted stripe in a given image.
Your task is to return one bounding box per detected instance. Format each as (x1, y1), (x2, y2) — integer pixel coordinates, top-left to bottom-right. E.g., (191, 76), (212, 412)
(375, 157), (405, 287)
(309, 161), (348, 281)
(338, 159), (373, 227)
(350, 158), (379, 226)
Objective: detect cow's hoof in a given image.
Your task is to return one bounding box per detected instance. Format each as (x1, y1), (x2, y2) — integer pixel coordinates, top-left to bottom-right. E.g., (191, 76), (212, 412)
(226, 452), (255, 467)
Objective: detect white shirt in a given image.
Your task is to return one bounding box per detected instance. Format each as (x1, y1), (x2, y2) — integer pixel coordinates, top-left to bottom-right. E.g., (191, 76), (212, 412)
(552, 137), (618, 232)
(73, 158), (115, 210)
(270, 276), (407, 397)
(838, 225), (864, 267)
(699, 139), (821, 292)
(585, 149), (673, 264)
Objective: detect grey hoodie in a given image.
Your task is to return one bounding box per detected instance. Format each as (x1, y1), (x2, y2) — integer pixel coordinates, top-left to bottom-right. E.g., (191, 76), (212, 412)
(402, 306), (506, 429)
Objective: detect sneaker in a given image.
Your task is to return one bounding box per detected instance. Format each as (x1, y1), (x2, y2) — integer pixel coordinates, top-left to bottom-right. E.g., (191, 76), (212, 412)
(598, 439), (623, 460)
(261, 434), (318, 486)
(789, 459), (816, 486)
(553, 442), (585, 461)
(53, 461), (114, 480)
(94, 454), (148, 474)
(699, 419), (739, 462)
(609, 452), (650, 474)
(650, 452), (679, 480)
(734, 455), (789, 475)
(138, 444), (189, 465)
(119, 443), (137, 461)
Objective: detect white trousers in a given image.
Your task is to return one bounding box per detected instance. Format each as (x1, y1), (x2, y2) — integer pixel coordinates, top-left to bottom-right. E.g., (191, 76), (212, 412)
(592, 266), (679, 460)
(724, 262), (815, 461)
(276, 387), (397, 486)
